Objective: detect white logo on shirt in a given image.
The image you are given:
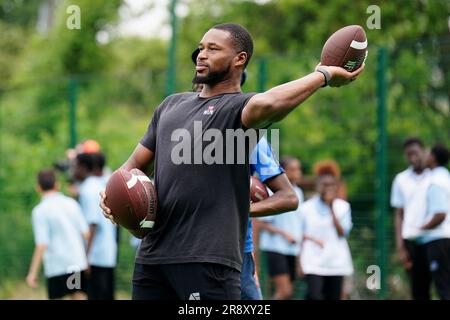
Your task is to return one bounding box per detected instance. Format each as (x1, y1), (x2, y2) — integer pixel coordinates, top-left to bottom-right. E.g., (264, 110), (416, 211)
(203, 105), (215, 115)
(189, 292), (200, 300)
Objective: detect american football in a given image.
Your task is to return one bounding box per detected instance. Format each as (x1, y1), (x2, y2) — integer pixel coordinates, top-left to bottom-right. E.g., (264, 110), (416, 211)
(321, 25), (368, 72)
(250, 176), (269, 202)
(105, 168), (157, 234)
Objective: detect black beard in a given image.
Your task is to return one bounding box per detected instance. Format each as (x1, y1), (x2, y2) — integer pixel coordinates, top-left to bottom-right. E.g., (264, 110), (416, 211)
(192, 65), (231, 85)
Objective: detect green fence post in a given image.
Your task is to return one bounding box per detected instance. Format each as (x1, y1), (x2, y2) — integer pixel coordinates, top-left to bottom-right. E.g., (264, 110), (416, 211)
(376, 46), (388, 299)
(68, 78), (78, 148)
(257, 58), (267, 93)
(257, 57), (271, 298)
(0, 91), (3, 211)
(165, 0), (178, 96)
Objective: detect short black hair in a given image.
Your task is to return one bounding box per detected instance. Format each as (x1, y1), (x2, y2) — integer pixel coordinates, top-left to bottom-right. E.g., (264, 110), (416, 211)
(92, 152), (106, 171)
(38, 169), (56, 191)
(191, 48), (200, 65)
(212, 23), (253, 67)
(403, 137), (424, 149)
(76, 153), (96, 172)
(431, 143), (450, 166)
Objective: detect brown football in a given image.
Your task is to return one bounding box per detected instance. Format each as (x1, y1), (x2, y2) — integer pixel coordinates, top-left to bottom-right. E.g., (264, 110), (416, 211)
(320, 25), (368, 72)
(105, 168), (157, 237)
(250, 176), (269, 202)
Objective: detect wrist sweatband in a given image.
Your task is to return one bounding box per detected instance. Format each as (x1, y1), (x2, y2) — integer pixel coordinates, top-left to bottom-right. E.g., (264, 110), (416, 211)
(316, 67), (331, 87)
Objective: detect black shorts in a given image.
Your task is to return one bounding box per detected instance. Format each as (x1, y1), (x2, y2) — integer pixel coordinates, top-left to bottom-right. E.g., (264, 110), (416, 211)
(132, 262), (241, 300)
(47, 271), (86, 300)
(87, 266), (115, 300)
(265, 251), (297, 282)
(305, 275), (343, 300)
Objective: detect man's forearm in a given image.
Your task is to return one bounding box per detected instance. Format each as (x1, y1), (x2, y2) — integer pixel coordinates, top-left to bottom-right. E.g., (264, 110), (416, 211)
(242, 64), (364, 128)
(120, 158), (137, 171)
(120, 143), (155, 172)
(86, 224), (97, 255)
(264, 72), (325, 118)
(28, 246), (45, 277)
(421, 213), (446, 230)
(395, 209), (404, 249)
(244, 72), (324, 128)
(250, 191), (298, 218)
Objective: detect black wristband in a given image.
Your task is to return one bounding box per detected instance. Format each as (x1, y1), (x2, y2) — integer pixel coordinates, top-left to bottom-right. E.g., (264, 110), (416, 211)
(316, 67), (331, 87)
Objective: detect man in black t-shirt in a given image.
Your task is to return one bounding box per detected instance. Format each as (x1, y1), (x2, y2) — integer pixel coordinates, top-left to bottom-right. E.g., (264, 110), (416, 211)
(100, 23), (364, 300)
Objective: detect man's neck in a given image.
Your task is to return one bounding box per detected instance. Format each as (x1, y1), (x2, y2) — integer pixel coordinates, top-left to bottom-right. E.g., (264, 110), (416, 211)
(93, 170), (103, 177)
(199, 78), (241, 98)
(412, 167), (424, 174)
(83, 174), (95, 181)
(41, 190), (57, 197)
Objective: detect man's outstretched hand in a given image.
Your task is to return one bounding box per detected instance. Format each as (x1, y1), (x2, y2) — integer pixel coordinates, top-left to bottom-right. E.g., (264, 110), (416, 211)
(316, 63), (365, 87)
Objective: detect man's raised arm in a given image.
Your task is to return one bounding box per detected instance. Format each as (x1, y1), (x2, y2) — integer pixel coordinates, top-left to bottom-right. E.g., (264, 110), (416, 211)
(241, 64), (365, 128)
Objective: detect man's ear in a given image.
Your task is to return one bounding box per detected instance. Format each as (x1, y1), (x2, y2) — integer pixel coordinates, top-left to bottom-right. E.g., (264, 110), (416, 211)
(35, 184), (42, 194)
(234, 52), (248, 67)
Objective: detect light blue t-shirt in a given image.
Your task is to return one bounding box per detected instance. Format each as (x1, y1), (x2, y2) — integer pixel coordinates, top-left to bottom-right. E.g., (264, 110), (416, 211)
(32, 192), (88, 278)
(416, 184), (449, 244)
(79, 176), (117, 267)
(258, 186), (304, 256)
(245, 136), (284, 253)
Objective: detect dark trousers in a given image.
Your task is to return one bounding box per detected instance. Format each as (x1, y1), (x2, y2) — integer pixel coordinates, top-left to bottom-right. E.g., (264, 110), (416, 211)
(87, 266), (115, 300)
(426, 239), (450, 300)
(405, 238), (450, 300)
(305, 274), (343, 300)
(404, 240), (431, 300)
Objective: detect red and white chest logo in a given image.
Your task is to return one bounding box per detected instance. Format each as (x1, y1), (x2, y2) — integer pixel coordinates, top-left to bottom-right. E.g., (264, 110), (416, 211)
(203, 105), (215, 115)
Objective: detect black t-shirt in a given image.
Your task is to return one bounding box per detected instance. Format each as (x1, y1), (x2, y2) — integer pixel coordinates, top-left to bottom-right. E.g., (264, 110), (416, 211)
(138, 91), (256, 271)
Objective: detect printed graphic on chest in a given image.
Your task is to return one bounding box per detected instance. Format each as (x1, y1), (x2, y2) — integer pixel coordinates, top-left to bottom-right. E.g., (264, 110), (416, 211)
(203, 105), (215, 115)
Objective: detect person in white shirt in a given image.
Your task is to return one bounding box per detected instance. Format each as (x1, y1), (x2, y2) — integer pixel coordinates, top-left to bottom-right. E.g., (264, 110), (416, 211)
(74, 153), (118, 300)
(391, 137), (432, 300)
(26, 169), (89, 300)
(300, 160), (353, 300)
(256, 156), (303, 300)
(422, 143), (450, 299)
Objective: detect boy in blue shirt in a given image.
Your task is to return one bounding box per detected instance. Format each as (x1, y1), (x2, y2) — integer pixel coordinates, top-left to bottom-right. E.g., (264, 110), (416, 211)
(27, 169), (89, 300)
(243, 137), (299, 299)
(74, 153), (118, 300)
(422, 143), (450, 299)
